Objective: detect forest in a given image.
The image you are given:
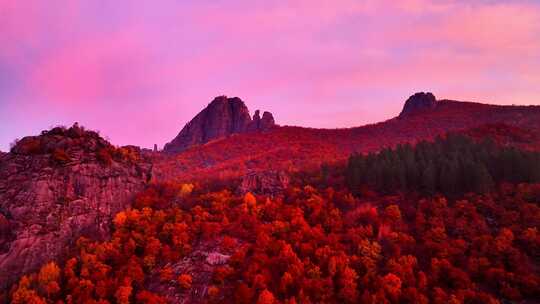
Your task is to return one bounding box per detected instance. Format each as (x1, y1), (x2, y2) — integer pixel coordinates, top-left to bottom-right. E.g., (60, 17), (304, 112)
(347, 133), (540, 197)
(4, 134), (540, 303)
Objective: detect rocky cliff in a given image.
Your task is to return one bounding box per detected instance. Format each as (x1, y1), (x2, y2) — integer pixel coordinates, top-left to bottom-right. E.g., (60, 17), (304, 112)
(163, 96), (276, 153)
(0, 124), (153, 289)
(399, 92), (438, 117)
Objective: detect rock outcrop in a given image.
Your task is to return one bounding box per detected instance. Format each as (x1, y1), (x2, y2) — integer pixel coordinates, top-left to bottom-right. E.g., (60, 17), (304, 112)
(0, 124), (153, 289)
(146, 239), (234, 303)
(399, 92), (438, 117)
(238, 170), (290, 195)
(164, 96), (276, 153)
(246, 110), (275, 132)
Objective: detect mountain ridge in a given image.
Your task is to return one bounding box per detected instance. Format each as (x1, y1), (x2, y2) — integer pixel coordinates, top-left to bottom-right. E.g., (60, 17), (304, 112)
(153, 94), (540, 182)
(163, 93), (540, 155)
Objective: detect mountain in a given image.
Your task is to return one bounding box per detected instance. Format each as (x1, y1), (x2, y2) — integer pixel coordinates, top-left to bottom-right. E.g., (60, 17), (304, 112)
(6, 134), (540, 303)
(0, 124), (153, 290)
(154, 93), (540, 183)
(163, 96), (276, 153)
(2, 92), (540, 301)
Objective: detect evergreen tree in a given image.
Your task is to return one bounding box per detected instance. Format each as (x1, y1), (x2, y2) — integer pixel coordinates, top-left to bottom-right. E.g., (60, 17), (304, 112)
(421, 162), (437, 195)
(346, 133), (540, 196)
(472, 163), (494, 193)
(439, 159), (459, 196)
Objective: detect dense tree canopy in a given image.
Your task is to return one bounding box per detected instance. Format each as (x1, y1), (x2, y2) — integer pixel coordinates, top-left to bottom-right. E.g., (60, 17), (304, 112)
(5, 177), (539, 303)
(347, 134), (540, 196)
(4, 134), (540, 303)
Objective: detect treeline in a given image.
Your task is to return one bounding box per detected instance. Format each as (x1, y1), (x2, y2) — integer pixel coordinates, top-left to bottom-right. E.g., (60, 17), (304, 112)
(347, 134), (540, 196)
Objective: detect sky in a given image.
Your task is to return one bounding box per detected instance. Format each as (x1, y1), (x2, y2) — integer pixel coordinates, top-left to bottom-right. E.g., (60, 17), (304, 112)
(1, 0), (539, 151)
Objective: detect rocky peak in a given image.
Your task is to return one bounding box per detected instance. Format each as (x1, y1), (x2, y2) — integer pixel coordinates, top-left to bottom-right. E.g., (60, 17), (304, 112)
(399, 92), (438, 117)
(261, 111), (275, 130)
(248, 110), (262, 132)
(11, 123), (108, 156)
(164, 96), (276, 153)
(247, 110), (275, 132)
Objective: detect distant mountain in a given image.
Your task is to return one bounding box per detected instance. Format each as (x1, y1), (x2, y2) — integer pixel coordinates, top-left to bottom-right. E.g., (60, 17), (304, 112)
(163, 96), (275, 153)
(153, 93), (540, 182)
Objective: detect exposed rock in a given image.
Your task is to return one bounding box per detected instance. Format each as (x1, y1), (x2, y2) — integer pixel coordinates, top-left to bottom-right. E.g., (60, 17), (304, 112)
(246, 110), (275, 133)
(164, 96), (276, 153)
(0, 124), (153, 290)
(0, 213), (12, 253)
(206, 252), (230, 266)
(146, 239), (234, 303)
(399, 92), (438, 117)
(239, 170), (290, 195)
(260, 111), (275, 130)
(247, 110), (262, 132)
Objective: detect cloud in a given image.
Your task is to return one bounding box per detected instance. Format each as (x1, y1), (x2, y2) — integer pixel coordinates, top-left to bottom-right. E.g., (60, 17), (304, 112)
(27, 33), (157, 105)
(0, 0), (539, 151)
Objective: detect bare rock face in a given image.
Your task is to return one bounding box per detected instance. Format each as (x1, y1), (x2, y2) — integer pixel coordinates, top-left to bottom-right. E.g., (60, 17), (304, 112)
(399, 92), (438, 117)
(164, 96), (276, 153)
(260, 111), (275, 130)
(239, 170), (289, 195)
(247, 110), (262, 132)
(0, 124), (152, 289)
(146, 239), (233, 303)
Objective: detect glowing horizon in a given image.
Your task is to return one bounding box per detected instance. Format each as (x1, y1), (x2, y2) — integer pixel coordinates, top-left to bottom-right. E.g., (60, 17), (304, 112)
(1, 0), (539, 151)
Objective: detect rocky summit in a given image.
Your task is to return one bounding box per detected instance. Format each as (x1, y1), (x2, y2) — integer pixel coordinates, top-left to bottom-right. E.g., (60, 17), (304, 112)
(399, 92), (438, 117)
(163, 96), (276, 153)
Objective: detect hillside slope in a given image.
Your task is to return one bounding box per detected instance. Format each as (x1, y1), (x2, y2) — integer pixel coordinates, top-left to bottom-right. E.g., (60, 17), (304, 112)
(154, 96), (540, 182)
(2, 93), (540, 292)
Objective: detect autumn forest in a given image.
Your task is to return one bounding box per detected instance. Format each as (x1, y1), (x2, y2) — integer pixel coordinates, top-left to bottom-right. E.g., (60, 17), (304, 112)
(6, 132), (540, 304)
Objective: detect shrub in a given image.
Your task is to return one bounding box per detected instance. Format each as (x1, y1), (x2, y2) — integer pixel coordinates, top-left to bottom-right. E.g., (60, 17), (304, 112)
(114, 147), (139, 163)
(51, 149), (71, 164)
(97, 148), (113, 166)
(178, 274), (192, 289)
(179, 184), (194, 197)
(16, 138), (43, 154)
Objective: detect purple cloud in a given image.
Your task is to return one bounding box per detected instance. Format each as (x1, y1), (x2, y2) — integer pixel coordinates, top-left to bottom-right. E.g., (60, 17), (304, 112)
(0, 0), (539, 151)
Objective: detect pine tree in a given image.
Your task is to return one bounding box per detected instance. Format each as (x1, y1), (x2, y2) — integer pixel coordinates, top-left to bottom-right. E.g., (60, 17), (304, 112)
(345, 133), (540, 197)
(472, 163), (494, 193)
(421, 162), (437, 195)
(439, 160), (459, 196)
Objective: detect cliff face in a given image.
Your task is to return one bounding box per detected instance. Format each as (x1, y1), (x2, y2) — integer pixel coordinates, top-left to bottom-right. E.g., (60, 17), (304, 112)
(0, 125), (153, 289)
(163, 96), (276, 153)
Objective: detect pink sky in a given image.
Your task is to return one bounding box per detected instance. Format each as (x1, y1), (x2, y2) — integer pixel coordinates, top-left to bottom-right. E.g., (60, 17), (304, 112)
(1, 0), (539, 151)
